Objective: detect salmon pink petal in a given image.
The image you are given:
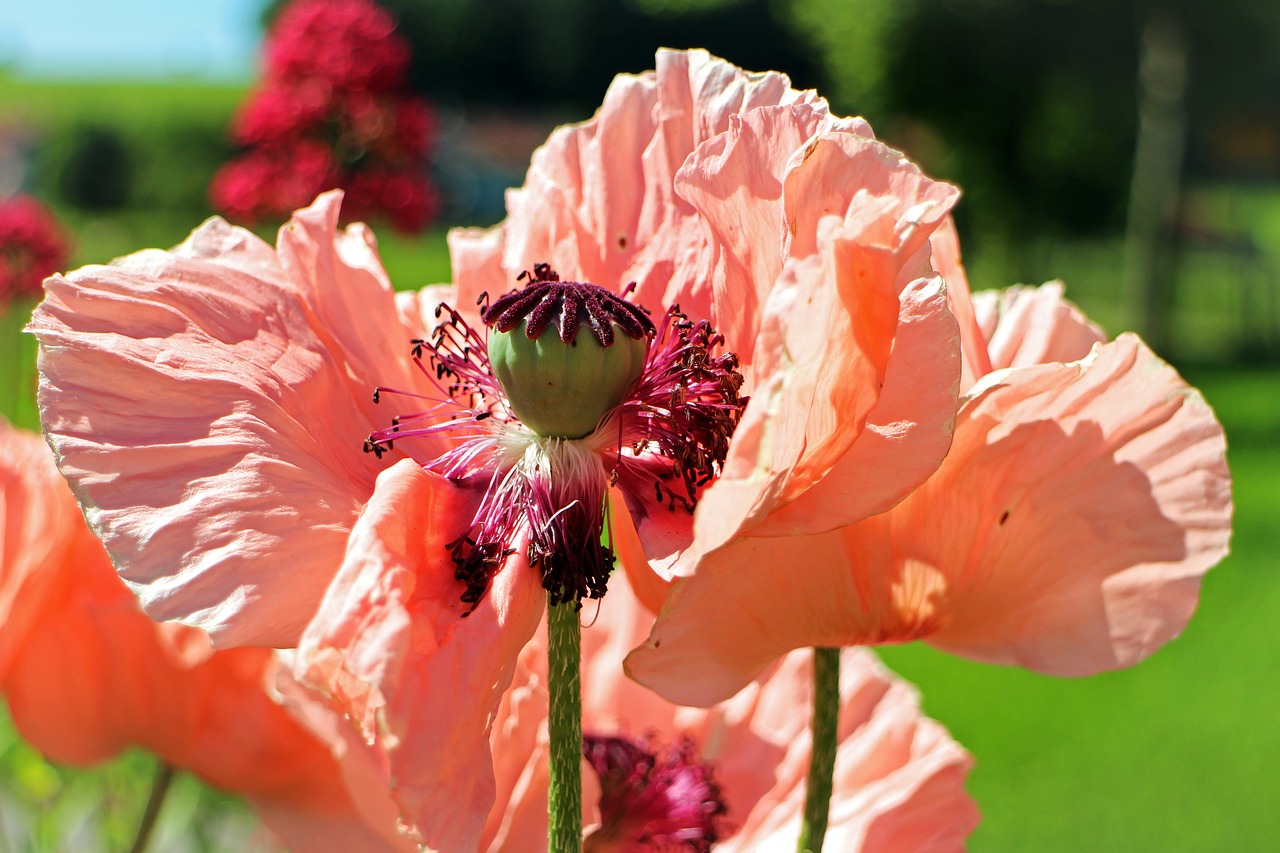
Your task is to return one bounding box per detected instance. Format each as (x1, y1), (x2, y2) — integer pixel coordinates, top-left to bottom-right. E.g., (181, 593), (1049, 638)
(607, 493), (672, 614)
(972, 281), (1107, 374)
(294, 459), (544, 850)
(674, 103), (832, 356)
(269, 665), (424, 852)
(0, 424), (412, 848)
(579, 572), (693, 736)
(625, 532), (864, 706)
(480, 657), (550, 850)
(448, 48), (835, 324)
(499, 565), (975, 850)
(688, 222), (897, 554)
(749, 275), (960, 536)
(914, 335), (1231, 673)
(688, 135), (960, 551)
(3, 563), (182, 764)
(782, 134), (958, 268)
(0, 421), (83, 682)
(633, 333), (1231, 696)
(28, 192), (420, 647)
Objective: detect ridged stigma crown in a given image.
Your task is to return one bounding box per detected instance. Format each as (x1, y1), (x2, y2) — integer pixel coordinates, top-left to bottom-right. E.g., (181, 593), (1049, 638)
(482, 264), (655, 438)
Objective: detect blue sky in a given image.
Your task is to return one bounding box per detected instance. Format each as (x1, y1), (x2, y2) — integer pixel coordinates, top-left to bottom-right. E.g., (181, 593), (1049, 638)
(0, 0), (267, 79)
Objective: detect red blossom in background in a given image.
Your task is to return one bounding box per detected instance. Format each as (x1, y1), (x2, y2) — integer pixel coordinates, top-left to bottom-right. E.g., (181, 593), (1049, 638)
(212, 0), (438, 233)
(0, 195), (70, 307)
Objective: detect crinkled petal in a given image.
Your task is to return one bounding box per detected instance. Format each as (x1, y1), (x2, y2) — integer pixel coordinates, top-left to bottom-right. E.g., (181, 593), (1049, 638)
(0, 424), (404, 848)
(918, 334), (1231, 673)
(688, 134), (960, 552)
(689, 218), (898, 554)
(972, 281), (1107, 375)
(448, 48), (836, 330)
(28, 192), (417, 647)
(782, 134), (958, 268)
(674, 103), (833, 359)
(631, 334), (1231, 696)
(294, 459), (544, 850)
(750, 275), (960, 536)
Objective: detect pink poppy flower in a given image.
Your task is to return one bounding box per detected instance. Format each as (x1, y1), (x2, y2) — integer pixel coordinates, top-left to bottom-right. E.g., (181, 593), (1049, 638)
(0, 421), (406, 852)
(30, 48), (963, 846)
(627, 266), (1233, 706)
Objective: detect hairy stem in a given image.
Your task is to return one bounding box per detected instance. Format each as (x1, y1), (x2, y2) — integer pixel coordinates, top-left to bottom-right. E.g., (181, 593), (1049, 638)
(547, 600), (583, 853)
(798, 647), (840, 853)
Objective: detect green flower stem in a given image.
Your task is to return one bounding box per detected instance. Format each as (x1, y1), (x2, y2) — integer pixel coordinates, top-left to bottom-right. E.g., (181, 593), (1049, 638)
(547, 600), (583, 853)
(129, 760), (175, 853)
(798, 647), (841, 853)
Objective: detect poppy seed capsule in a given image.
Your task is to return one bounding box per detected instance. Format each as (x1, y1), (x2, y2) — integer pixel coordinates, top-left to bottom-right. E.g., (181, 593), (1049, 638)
(488, 319), (648, 438)
(482, 265), (656, 439)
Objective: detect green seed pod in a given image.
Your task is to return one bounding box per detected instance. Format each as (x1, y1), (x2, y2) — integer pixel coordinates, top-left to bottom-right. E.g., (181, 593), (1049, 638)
(488, 319), (647, 438)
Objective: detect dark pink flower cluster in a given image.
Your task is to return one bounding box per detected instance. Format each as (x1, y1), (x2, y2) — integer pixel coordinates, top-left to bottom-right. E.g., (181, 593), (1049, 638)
(0, 195), (69, 307)
(212, 0), (437, 233)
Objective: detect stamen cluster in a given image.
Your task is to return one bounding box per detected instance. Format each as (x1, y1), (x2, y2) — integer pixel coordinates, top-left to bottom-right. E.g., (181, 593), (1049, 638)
(583, 733), (727, 852)
(612, 308), (748, 511)
(361, 263), (747, 614)
(482, 262), (655, 346)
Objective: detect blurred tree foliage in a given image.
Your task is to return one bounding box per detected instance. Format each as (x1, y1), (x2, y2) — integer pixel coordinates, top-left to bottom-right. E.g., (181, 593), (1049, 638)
(45, 123), (135, 211)
(265, 0), (824, 114)
(791, 0), (1280, 243)
(20, 0), (1279, 254)
(245, 0), (1274, 249)
(24, 89), (237, 222)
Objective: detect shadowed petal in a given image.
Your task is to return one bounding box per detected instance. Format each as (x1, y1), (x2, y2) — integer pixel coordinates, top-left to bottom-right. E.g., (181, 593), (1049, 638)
(608, 491), (672, 614)
(28, 192), (418, 647)
(717, 651), (978, 853)
(294, 459), (544, 850)
(918, 335), (1231, 673)
(927, 217), (990, 390)
(0, 424), (406, 851)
